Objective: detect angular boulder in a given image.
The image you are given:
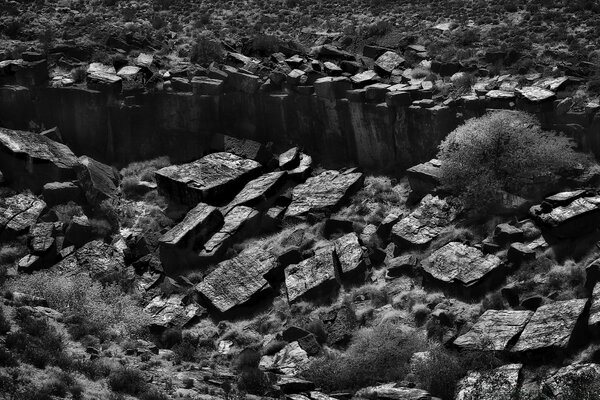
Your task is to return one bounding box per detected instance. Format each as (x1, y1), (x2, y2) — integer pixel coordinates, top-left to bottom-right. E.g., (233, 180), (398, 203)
(76, 156), (120, 206)
(456, 364), (522, 400)
(259, 341), (310, 376)
(196, 250), (278, 314)
(210, 134), (273, 165)
(421, 242), (503, 288)
(406, 159), (442, 200)
(155, 152), (262, 206)
(375, 51), (405, 75)
(530, 193), (600, 238)
(226, 171), (287, 210)
(333, 232), (367, 280)
(0, 127), (78, 192)
(143, 294), (204, 330)
(285, 248), (338, 303)
(0, 193), (46, 236)
(285, 170), (364, 220)
(391, 195), (459, 248)
(29, 222), (55, 254)
(42, 181), (83, 206)
(453, 310), (533, 351)
(589, 283), (600, 332)
(512, 299), (588, 352)
(159, 203), (223, 276)
(355, 384), (431, 400)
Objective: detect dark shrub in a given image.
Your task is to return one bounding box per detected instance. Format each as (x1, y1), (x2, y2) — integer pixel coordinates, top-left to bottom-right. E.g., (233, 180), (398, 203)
(190, 32), (224, 65)
(139, 387), (170, 400)
(161, 328), (183, 348)
(0, 345), (18, 367)
(108, 367), (147, 395)
(0, 307), (10, 334)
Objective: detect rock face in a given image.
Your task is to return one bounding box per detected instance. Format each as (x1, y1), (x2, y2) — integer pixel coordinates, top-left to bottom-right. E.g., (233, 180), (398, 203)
(0, 193), (46, 236)
(453, 310), (533, 351)
(144, 294), (203, 330)
(159, 203), (224, 276)
(155, 152), (262, 206)
(540, 363), (600, 399)
(55, 240), (127, 281)
(285, 248), (338, 303)
(333, 232), (367, 280)
(512, 299), (588, 352)
(391, 195), (459, 248)
(76, 156), (120, 205)
(285, 169), (364, 220)
(195, 250), (278, 314)
(421, 242), (503, 288)
(456, 364), (522, 400)
(0, 127), (78, 192)
(530, 192), (600, 238)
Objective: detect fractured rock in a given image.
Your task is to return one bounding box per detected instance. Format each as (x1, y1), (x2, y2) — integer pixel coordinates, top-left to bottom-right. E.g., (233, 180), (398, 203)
(453, 310), (533, 351)
(530, 193), (600, 238)
(226, 171), (287, 210)
(541, 363), (600, 399)
(375, 51), (405, 75)
(285, 248), (338, 303)
(391, 195), (459, 248)
(155, 152), (262, 206)
(196, 250), (278, 314)
(512, 298), (588, 352)
(456, 364), (522, 400)
(42, 181), (83, 206)
(54, 240), (127, 281)
(274, 375), (315, 394)
(260, 341), (310, 375)
(279, 147), (300, 170)
(421, 242), (503, 288)
(285, 169), (363, 220)
(210, 134), (273, 165)
(588, 283), (600, 331)
(333, 232), (367, 280)
(29, 222), (55, 253)
(76, 156), (120, 206)
(406, 159), (442, 200)
(144, 294), (204, 330)
(355, 384), (431, 400)
(0, 193), (46, 236)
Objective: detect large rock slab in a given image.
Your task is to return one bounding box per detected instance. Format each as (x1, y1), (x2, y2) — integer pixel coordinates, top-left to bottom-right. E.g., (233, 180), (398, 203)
(285, 170), (364, 220)
(155, 152), (262, 206)
(285, 248), (338, 303)
(159, 203), (223, 276)
(333, 232), (367, 280)
(144, 294), (204, 330)
(530, 193), (600, 238)
(54, 240), (127, 281)
(540, 363), (600, 400)
(76, 156), (120, 206)
(391, 195), (459, 248)
(421, 242), (503, 287)
(260, 341), (310, 376)
(0, 127), (78, 192)
(196, 250), (278, 314)
(453, 310), (533, 351)
(512, 299), (588, 352)
(355, 384), (431, 400)
(456, 364), (522, 400)
(0, 193), (46, 236)
(406, 159), (442, 200)
(209, 134), (273, 165)
(226, 171), (287, 210)
(375, 51), (405, 75)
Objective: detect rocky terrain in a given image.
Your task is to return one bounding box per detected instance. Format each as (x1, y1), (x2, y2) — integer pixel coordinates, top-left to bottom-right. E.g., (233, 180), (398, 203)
(2, 1), (600, 400)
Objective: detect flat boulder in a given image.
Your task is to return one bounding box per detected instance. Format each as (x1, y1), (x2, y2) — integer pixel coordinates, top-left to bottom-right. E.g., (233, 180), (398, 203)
(42, 181), (83, 206)
(421, 242), (502, 288)
(196, 249), (278, 314)
(285, 169), (364, 220)
(0, 193), (46, 236)
(334, 232), (367, 280)
(456, 364), (522, 400)
(76, 156), (120, 206)
(159, 203), (223, 276)
(530, 193), (600, 238)
(210, 134), (273, 165)
(516, 86), (555, 102)
(355, 384), (431, 400)
(453, 310), (533, 351)
(226, 171), (287, 210)
(375, 51), (405, 75)
(0, 127), (78, 192)
(155, 152), (262, 206)
(512, 298), (588, 352)
(391, 195), (459, 248)
(285, 248), (338, 303)
(144, 294), (204, 330)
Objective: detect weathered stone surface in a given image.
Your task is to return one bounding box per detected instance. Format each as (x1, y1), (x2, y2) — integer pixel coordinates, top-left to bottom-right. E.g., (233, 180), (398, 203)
(386, 254), (418, 278)
(0, 127), (78, 192)
(144, 294), (203, 329)
(155, 152), (262, 206)
(288, 153), (313, 180)
(227, 70), (260, 94)
(351, 70), (380, 85)
(76, 156), (120, 205)
(285, 248), (338, 303)
(226, 171), (287, 210)
(321, 304), (357, 346)
(210, 134), (273, 165)
(453, 310), (533, 351)
(275, 375), (315, 394)
(589, 283), (600, 330)
(530, 194), (600, 238)
(493, 223), (524, 245)
(375, 51), (405, 74)
(260, 341), (310, 375)
(516, 86), (555, 102)
(355, 384), (431, 400)
(512, 299), (588, 352)
(42, 181), (83, 206)
(334, 232), (366, 279)
(507, 242), (536, 263)
(297, 333), (321, 356)
(159, 203), (223, 275)
(279, 147), (300, 170)
(87, 71), (122, 92)
(314, 76), (351, 100)
(17, 254), (42, 273)
(392, 195), (459, 248)
(191, 76), (224, 95)
(0, 193), (46, 235)
(196, 250), (278, 313)
(285, 170), (363, 220)
(55, 240), (127, 281)
(116, 65), (142, 79)
(421, 242), (503, 287)
(406, 159), (442, 199)
(456, 364), (522, 400)
(540, 363), (600, 400)
(29, 222), (55, 253)
(87, 63), (116, 75)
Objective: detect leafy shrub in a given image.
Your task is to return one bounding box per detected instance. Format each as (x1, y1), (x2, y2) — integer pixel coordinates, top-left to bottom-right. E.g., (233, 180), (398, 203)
(305, 319), (327, 344)
(302, 322), (427, 391)
(437, 111), (588, 213)
(71, 67), (87, 83)
(0, 306), (10, 334)
(120, 157), (170, 182)
(108, 367), (147, 395)
(139, 388), (170, 400)
(6, 316), (65, 368)
(0, 345), (18, 367)
(190, 32), (224, 65)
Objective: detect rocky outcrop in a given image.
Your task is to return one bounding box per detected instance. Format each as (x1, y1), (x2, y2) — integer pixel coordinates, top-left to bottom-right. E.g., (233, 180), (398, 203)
(0, 127), (78, 192)
(285, 247), (338, 303)
(155, 152), (262, 206)
(530, 192), (600, 238)
(285, 169), (364, 220)
(391, 195), (459, 248)
(158, 203), (223, 275)
(456, 364), (522, 400)
(0, 193), (46, 237)
(195, 250), (278, 314)
(144, 294), (204, 330)
(76, 155), (120, 205)
(453, 310), (533, 351)
(512, 299), (588, 353)
(420, 242), (503, 290)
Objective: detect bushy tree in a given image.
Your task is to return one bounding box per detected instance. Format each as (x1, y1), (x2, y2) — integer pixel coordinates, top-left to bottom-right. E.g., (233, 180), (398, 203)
(437, 110), (588, 212)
